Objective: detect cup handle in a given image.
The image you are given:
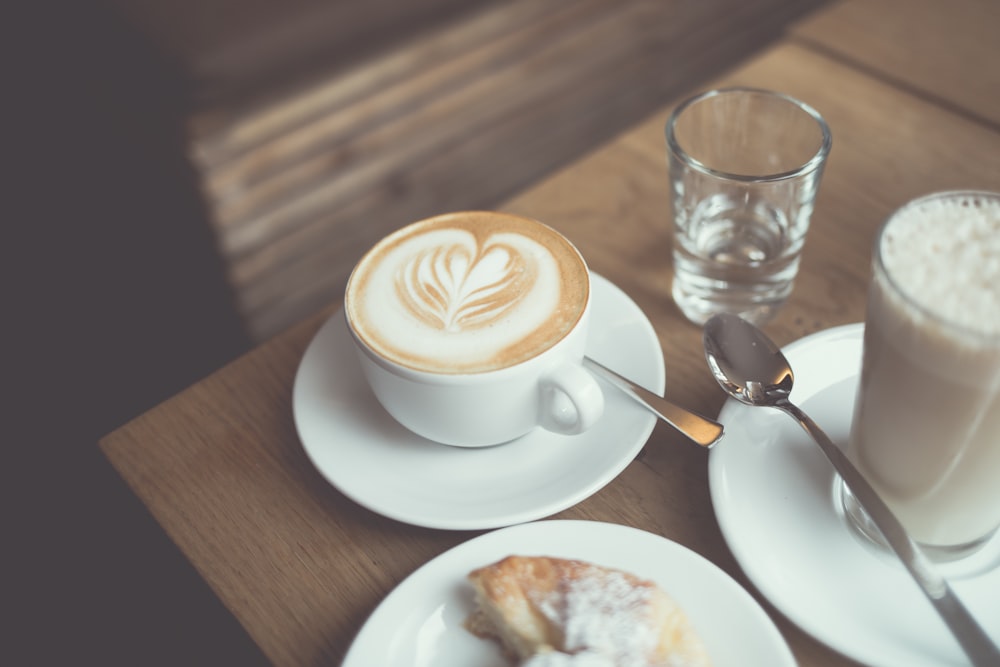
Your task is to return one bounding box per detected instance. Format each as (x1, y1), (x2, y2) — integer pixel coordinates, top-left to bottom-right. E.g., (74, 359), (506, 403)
(539, 362), (605, 435)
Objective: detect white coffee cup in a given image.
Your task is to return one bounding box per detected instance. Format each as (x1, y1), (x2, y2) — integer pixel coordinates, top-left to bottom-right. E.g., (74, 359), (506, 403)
(344, 211), (604, 447)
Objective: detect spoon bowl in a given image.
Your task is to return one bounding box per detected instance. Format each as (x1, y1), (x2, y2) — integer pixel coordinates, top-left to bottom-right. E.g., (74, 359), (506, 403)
(703, 314), (793, 406)
(702, 313), (1000, 667)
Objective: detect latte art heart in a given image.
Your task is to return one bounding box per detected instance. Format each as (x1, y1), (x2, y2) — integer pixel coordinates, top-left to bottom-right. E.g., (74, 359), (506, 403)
(346, 212), (589, 374)
(396, 241), (536, 332)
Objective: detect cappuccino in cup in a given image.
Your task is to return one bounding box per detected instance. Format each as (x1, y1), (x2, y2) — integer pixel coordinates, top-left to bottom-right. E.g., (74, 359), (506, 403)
(345, 211), (604, 447)
(844, 191), (1000, 558)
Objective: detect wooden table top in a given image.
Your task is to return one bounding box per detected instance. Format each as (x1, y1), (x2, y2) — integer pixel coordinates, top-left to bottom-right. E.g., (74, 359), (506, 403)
(100, 1), (1000, 665)
(790, 0), (1000, 127)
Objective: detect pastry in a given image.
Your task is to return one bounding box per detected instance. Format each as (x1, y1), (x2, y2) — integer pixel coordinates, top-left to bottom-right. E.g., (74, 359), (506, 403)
(466, 555), (711, 666)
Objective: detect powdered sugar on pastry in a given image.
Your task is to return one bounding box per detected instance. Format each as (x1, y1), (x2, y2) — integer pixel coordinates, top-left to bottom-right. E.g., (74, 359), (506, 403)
(533, 567), (659, 664)
(465, 555), (711, 666)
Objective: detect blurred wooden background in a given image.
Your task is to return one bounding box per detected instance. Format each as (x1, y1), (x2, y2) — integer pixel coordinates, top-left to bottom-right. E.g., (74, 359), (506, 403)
(12, 0), (828, 665)
(114, 0), (833, 343)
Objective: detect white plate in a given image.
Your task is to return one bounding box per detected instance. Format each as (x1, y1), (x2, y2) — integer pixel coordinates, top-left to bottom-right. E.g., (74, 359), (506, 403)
(709, 323), (1000, 667)
(342, 520), (796, 666)
(293, 274), (663, 530)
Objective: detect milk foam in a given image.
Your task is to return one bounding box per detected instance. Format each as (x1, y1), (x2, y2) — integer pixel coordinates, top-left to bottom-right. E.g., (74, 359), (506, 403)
(396, 231), (536, 332)
(880, 193), (1000, 337)
(346, 213), (588, 373)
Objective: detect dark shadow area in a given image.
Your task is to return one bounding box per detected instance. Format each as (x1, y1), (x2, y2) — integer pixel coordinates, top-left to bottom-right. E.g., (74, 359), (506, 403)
(11, 0), (262, 664)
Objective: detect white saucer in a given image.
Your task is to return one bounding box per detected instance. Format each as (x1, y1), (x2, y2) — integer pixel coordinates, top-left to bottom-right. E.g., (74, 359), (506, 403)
(342, 520), (796, 666)
(293, 273), (663, 530)
(709, 323), (1000, 667)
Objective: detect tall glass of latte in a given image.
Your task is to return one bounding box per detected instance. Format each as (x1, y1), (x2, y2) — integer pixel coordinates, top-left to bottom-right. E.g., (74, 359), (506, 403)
(843, 191), (1000, 559)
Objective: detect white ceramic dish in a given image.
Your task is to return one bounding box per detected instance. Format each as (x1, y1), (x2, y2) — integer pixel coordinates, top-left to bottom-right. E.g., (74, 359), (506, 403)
(293, 273), (663, 530)
(342, 520), (796, 666)
(709, 323), (1000, 666)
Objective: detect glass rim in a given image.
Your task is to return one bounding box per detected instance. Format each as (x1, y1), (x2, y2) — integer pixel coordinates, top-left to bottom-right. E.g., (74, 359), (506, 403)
(665, 87), (833, 183)
(874, 190), (1000, 344)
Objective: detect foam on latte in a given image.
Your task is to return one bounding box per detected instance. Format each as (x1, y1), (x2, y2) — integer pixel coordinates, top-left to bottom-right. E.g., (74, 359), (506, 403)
(879, 192), (1000, 337)
(346, 212), (589, 374)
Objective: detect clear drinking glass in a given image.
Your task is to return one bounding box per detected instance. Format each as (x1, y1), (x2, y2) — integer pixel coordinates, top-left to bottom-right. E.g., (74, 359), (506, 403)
(843, 191), (1000, 560)
(666, 88), (832, 325)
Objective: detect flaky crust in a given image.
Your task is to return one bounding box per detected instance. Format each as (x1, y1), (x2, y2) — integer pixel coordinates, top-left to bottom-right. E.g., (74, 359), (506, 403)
(465, 555), (711, 666)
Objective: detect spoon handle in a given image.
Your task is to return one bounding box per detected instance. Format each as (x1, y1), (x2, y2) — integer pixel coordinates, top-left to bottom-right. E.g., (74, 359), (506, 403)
(778, 400), (1000, 667)
(583, 357), (724, 447)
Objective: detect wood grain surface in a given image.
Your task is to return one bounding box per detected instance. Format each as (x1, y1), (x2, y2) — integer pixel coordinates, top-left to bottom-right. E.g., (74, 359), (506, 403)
(100, 9), (1000, 667)
(790, 0), (1000, 128)
(185, 0), (828, 341)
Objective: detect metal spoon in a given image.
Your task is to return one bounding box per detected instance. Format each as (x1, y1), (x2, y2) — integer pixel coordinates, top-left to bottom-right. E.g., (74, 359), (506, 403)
(583, 357), (723, 447)
(702, 313), (1000, 667)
